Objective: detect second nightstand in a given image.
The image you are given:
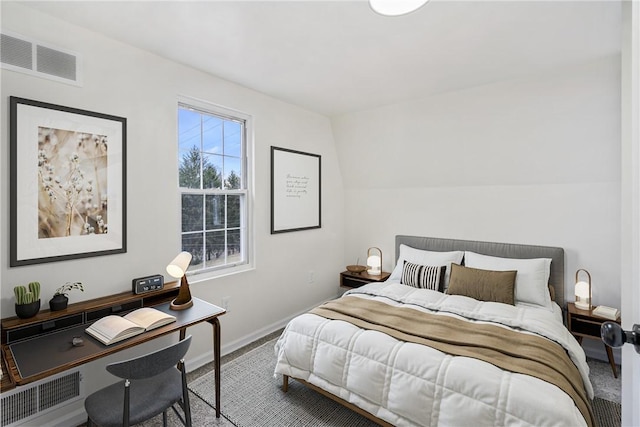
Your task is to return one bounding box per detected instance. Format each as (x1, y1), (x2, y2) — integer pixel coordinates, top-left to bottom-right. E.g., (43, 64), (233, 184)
(567, 302), (621, 378)
(340, 270), (390, 289)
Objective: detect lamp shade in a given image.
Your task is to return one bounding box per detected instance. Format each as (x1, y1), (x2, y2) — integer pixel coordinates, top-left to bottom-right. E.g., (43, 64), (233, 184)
(367, 247), (382, 275)
(166, 251), (192, 278)
(369, 0), (430, 16)
(575, 281), (590, 298)
(574, 269), (592, 310)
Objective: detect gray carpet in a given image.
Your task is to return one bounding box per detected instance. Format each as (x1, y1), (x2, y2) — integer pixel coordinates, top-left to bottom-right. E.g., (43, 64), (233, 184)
(189, 339), (375, 427)
(588, 356), (621, 404)
(187, 337), (623, 427)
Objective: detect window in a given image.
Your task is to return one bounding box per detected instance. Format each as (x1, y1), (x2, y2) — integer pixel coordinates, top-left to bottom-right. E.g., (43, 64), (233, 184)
(177, 101), (250, 275)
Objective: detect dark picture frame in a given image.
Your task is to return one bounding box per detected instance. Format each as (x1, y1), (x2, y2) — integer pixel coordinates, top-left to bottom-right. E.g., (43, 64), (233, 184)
(9, 97), (127, 266)
(271, 146), (321, 234)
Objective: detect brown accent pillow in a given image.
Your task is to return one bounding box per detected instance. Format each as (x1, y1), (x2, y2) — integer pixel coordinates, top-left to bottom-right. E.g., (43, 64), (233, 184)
(548, 284), (555, 302)
(447, 263), (517, 305)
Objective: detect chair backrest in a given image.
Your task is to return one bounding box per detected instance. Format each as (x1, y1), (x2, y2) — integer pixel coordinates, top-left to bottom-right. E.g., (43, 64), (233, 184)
(106, 336), (192, 380)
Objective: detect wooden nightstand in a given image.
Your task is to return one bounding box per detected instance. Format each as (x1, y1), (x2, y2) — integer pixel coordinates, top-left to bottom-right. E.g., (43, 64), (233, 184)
(340, 270), (391, 289)
(567, 302), (621, 378)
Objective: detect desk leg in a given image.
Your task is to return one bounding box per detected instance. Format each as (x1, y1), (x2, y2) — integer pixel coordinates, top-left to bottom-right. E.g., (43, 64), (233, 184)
(208, 317), (221, 418)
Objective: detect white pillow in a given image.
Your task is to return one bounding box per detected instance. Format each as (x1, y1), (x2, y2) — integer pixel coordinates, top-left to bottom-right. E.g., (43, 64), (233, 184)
(389, 244), (464, 288)
(463, 251), (552, 310)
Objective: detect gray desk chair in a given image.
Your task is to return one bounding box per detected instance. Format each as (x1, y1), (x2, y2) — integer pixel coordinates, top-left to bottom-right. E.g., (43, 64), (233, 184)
(85, 336), (193, 427)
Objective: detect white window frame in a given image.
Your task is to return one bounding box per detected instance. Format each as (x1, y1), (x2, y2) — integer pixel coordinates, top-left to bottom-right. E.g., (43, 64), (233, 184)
(177, 96), (254, 280)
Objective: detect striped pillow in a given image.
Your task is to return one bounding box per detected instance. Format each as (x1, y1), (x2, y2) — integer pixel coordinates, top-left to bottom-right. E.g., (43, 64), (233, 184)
(401, 261), (446, 291)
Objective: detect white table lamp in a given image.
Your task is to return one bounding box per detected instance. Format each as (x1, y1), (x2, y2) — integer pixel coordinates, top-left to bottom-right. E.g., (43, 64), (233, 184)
(574, 269), (592, 311)
(167, 251), (193, 310)
(367, 247), (382, 276)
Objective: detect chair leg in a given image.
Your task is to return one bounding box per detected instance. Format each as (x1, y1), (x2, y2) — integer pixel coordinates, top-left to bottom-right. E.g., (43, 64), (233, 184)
(163, 410), (168, 427)
(86, 417), (93, 427)
(180, 360), (192, 427)
(183, 396), (192, 427)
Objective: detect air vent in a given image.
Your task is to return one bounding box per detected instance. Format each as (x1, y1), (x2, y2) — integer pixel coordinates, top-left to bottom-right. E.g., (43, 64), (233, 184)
(1, 31), (82, 86)
(1, 369), (84, 427)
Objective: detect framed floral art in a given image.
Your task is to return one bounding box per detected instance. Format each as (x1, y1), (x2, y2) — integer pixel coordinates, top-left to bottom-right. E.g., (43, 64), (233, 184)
(9, 97), (127, 266)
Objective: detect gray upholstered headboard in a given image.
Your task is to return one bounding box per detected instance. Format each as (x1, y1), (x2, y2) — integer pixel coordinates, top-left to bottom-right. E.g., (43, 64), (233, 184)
(395, 235), (566, 308)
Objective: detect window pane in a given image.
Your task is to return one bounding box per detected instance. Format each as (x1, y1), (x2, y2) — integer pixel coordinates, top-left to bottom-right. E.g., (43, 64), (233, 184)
(178, 109), (202, 153)
(206, 195), (225, 230)
(227, 195), (241, 228)
(182, 232), (203, 271)
(202, 153), (222, 189)
(182, 194), (203, 232)
(179, 146), (202, 189)
(224, 121), (242, 157)
(224, 157), (242, 189)
(228, 229), (242, 264)
(205, 231), (226, 267)
(203, 115), (223, 154)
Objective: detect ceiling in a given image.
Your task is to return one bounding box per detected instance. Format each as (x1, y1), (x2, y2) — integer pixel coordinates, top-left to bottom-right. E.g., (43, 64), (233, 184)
(22, 0), (621, 117)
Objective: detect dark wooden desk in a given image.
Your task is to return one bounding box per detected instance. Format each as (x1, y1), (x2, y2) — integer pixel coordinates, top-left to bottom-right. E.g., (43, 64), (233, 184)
(1, 287), (225, 418)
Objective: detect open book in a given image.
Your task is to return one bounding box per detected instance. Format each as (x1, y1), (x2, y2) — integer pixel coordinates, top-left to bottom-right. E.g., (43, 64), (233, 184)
(85, 307), (176, 345)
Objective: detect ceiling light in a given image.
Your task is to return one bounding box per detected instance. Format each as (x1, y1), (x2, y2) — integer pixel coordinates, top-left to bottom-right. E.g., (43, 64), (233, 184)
(369, 0), (430, 17)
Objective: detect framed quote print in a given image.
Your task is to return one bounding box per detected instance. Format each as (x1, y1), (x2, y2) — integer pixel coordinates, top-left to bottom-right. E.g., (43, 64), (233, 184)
(9, 96), (127, 266)
(270, 146), (321, 234)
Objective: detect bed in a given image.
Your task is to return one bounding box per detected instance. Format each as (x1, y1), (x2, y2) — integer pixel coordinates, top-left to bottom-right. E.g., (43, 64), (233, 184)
(274, 236), (595, 426)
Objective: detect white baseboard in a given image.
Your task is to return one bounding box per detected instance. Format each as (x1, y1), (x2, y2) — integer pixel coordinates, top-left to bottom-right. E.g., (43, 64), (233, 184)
(186, 299), (332, 372)
(51, 408), (86, 427)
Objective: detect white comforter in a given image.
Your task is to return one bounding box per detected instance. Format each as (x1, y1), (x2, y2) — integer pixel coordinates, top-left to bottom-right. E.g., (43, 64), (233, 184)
(274, 281), (593, 427)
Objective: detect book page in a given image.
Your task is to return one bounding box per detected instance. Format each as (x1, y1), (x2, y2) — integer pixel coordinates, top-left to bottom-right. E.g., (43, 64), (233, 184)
(85, 315), (144, 345)
(89, 315), (140, 340)
(123, 307), (176, 331)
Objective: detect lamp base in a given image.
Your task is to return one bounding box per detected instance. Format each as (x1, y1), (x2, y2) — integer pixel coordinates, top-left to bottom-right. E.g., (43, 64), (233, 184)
(170, 275), (193, 311)
(575, 301), (591, 311)
(170, 298), (193, 310)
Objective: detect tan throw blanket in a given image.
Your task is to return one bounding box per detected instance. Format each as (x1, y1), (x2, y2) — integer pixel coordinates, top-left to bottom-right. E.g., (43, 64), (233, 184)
(310, 296), (594, 427)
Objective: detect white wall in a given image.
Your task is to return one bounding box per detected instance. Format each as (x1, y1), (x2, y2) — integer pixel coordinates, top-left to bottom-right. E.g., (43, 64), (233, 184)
(332, 56), (622, 358)
(1, 3), (344, 424)
(620, 1), (640, 425)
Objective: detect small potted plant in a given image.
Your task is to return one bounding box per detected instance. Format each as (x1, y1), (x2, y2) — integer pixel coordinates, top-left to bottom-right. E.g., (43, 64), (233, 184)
(49, 281), (84, 311)
(14, 282), (41, 319)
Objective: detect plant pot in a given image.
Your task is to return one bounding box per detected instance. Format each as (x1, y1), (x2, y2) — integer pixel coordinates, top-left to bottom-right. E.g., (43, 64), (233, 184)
(15, 300), (41, 319)
(49, 294), (69, 311)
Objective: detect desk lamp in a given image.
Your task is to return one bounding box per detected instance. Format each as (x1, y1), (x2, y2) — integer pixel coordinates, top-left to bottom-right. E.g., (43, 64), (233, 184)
(167, 251), (193, 310)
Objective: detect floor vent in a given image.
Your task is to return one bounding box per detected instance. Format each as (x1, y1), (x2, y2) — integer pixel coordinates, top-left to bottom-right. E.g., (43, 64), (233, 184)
(1, 30), (82, 86)
(1, 369), (84, 427)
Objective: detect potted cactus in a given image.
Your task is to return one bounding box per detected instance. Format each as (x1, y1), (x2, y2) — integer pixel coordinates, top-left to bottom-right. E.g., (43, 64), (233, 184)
(49, 281), (84, 311)
(14, 282), (41, 319)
